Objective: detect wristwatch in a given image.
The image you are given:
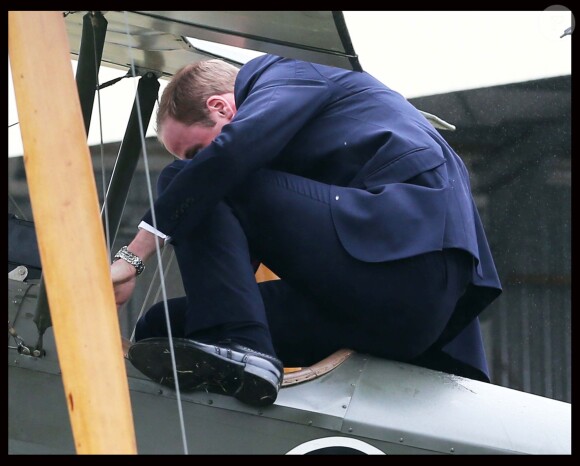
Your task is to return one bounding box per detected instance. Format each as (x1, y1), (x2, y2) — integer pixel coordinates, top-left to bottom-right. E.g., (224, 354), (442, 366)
(113, 246), (145, 276)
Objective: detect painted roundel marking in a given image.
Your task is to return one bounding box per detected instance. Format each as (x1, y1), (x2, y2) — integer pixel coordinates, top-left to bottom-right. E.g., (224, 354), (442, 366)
(286, 437), (385, 455)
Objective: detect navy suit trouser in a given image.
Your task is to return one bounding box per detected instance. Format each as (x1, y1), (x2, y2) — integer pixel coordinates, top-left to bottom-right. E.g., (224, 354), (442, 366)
(135, 167), (489, 381)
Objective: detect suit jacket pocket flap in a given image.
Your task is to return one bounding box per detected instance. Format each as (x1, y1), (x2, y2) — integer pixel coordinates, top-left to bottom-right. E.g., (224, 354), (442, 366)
(363, 146), (445, 188)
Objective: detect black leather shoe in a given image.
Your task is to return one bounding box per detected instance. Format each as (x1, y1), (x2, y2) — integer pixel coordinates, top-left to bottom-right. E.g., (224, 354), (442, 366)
(128, 337), (283, 407)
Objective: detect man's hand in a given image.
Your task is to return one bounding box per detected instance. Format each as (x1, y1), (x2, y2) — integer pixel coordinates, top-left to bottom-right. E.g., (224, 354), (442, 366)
(110, 228), (163, 309)
(111, 258), (137, 308)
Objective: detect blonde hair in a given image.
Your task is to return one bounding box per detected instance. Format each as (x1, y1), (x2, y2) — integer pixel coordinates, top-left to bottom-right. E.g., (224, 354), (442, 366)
(156, 59), (239, 134)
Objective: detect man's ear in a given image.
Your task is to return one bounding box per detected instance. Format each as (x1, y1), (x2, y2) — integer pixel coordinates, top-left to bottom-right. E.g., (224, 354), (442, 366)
(207, 95), (234, 120)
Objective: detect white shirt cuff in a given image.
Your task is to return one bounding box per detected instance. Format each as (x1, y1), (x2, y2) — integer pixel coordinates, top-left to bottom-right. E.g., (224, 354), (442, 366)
(138, 221), (171, 243)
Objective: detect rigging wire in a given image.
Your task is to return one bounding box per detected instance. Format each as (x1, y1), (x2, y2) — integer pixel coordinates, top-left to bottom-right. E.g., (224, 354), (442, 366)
(129, 247), (174, 343)
(121, 11), (190, 454)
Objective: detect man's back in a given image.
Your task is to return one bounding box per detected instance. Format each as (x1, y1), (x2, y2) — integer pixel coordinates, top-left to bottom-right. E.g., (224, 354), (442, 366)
(235, 54), (441, 187)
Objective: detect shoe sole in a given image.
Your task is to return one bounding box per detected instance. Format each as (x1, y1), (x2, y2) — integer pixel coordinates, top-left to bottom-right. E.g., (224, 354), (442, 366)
(128, 337), (279, 407)
(235, 354), (280, 406)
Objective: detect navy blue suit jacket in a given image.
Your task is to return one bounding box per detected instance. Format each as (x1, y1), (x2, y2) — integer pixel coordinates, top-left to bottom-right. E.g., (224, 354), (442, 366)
(144, 54), (501, 359)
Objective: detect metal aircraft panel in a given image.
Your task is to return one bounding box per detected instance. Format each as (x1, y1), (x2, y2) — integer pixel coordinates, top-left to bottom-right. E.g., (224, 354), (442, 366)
(343, 356), (571, 454)
(64, 11), (361, 77)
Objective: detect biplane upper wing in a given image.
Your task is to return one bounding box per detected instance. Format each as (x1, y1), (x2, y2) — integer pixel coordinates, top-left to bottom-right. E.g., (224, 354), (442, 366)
(64, 11), (362, 77)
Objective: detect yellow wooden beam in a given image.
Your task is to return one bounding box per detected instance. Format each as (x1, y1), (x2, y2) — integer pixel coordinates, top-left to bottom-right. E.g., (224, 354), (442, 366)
(9, 11), (137, 454)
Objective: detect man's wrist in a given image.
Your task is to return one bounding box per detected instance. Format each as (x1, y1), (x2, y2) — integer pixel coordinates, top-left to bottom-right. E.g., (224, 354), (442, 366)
(113, 246), (145, 276)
